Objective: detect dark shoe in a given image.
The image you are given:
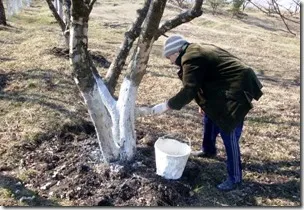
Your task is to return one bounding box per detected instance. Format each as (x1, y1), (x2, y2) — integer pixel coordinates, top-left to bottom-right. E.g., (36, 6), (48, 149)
(216, 179), (241, 191)
(191, 151), (216, 158)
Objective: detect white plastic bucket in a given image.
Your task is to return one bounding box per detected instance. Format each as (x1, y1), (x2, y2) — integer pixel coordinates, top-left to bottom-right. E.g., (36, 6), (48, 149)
(154, 138), (191, 180)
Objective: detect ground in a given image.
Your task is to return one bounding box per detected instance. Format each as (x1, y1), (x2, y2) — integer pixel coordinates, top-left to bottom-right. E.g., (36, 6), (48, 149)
(0, 0), (301, 207)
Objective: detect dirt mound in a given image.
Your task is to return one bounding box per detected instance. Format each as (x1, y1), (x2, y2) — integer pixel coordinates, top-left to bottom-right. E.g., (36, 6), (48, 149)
(9, 123), (202, 206)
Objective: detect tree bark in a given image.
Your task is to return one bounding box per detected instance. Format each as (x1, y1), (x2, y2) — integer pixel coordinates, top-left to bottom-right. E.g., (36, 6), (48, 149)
(45, 0), (69, 44)
(68, 0), (204, 163)
(105, 0), (203, 96)
(0, 0), (7, 26)
(155, 0), (203, 39)
(116, 0), (168, 162)
(70, 0), (120, 162)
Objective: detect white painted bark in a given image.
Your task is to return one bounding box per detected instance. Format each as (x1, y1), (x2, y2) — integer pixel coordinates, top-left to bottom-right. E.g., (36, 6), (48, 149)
(17, 0), (22, 11)
(58, 0), (63, 20)
(6, 0), (13, 17)
(53, 0), (58, 11)
(26, 0), (31, 7)
(78, 81), (120, 163)
(117, 77), (138, 161)
(70, 13), (120, 163)
(12, 0), (19, 14)
(93, 74), (120, 146)
(67, 0), (202, 164)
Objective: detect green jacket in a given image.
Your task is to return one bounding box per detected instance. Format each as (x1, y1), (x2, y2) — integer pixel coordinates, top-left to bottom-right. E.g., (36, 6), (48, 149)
(168, 43), (263, 133)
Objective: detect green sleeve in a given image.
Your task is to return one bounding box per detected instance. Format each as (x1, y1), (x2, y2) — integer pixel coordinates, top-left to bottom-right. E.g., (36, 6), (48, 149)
(168, 58), (203, 110)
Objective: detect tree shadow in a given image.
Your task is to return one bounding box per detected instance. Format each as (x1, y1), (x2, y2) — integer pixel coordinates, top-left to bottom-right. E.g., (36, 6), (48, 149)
(257, 74), (300, 87)
(237, 14), (280, 32)
(0, 68), (84, 117)
(0, 174), (60, 206)
(243, 160), (300, 178)
(189, 157), (300, 206)
(46, 47), (111, 68)
(0, 24), (23, 33)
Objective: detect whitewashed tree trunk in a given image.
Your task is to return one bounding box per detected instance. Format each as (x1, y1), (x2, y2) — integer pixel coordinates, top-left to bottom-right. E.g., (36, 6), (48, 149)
(6, 0), (13, 17)
(58, 0), (63, 20)
(12, 0), (19, 15)
(69, 0), (203, 163)
(69, 9), (120, 162)
(53, 0), (58, 10)
(17, 0), (23, 11)
(26, 0), (31, 7)
(45, 0), (69, 45)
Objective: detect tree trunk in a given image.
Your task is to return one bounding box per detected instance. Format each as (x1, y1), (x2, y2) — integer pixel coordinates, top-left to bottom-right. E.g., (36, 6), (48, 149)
(45, 0), (69, 45)
(0, 0), (7, 26)
(70, 0), (120, 162)
(58, 0), (63, 20)
(105, 0), (152, 95)
(17, 0), (23, 11)
(68, 0), (204, 164)
(117, 0), (168, 161)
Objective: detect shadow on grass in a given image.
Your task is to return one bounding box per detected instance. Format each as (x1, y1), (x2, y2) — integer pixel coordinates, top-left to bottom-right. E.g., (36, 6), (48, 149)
(188, 158), (300, 206)
(244, 160), (300, 178)
(46, 47), (111, 68)
(0, 68), (83, 117)
(237, 14), (280, 32)
(257, 74), (300, 87)
(0, 24), (23, 33)
(0, 174), (60, 206)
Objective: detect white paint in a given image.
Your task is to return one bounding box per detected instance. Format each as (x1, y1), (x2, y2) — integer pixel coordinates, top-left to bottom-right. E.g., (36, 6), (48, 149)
(6, 0), (32, 17)
(73, 77), (79, 85)
(117, 77), (138, 160)
(80, 84), (120, 162)
(93, 74), (120, 145)
(58, 0), (63, 19)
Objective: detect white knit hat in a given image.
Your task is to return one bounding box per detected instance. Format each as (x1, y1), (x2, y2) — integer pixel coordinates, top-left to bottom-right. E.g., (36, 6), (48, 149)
(163, 35), (188, 58)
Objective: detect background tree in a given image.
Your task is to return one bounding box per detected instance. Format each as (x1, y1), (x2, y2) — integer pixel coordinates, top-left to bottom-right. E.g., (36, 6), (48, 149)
(45, 0), (71, 46)
(0, 0), (7, 26)
(207, 0), (226, 15)
(247, 0), (300, 36)
(68, 0), (203, 163)
(231, 0), (245, 15)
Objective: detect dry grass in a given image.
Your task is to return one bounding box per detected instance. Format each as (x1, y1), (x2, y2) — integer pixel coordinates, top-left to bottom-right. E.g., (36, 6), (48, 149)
(0, 0), (300, 206)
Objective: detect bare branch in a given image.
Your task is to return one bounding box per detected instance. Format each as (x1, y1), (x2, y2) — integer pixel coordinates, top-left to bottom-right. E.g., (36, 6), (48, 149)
(281, 15), (300, 24)
(272, 0), (296, 35)
(247, 0), (272, 15)
(128, 0), (168, 85)
(105, 0), (152, 95)
(155, 0), (203, 39)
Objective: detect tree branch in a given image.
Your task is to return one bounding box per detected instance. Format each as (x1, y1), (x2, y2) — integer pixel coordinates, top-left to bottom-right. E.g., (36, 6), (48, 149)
(155, 0), (203, 39)
(45, 0), (66, 32)
(127, 0), (167, 85)
(104, 0), (152, 95)
(89, 0), (97, 14)
(272, 0), (296, 35)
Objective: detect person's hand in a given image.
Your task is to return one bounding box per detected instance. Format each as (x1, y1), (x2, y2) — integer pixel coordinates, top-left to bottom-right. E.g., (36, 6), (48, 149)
(135, 107), (153, 117)
(198, 107), (204, 115)
(151, 102), (170, 115)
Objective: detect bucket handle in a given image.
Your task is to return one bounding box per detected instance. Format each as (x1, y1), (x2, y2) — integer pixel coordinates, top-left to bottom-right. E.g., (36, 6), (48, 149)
(160, 134), (191, 148)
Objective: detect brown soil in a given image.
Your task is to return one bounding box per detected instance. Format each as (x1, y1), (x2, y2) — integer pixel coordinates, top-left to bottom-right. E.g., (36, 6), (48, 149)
(1, 121), (201, 206)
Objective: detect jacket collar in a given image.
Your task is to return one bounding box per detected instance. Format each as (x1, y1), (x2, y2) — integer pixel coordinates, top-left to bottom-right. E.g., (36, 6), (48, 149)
(175, 43), (190, 66)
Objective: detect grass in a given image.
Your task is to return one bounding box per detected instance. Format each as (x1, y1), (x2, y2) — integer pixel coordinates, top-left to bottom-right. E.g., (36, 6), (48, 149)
(0, 0), (300, 207)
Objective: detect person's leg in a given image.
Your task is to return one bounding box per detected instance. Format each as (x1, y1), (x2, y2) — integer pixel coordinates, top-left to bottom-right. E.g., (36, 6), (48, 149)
(202, 114), (220, 155)
(217, 121), (244, 191)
